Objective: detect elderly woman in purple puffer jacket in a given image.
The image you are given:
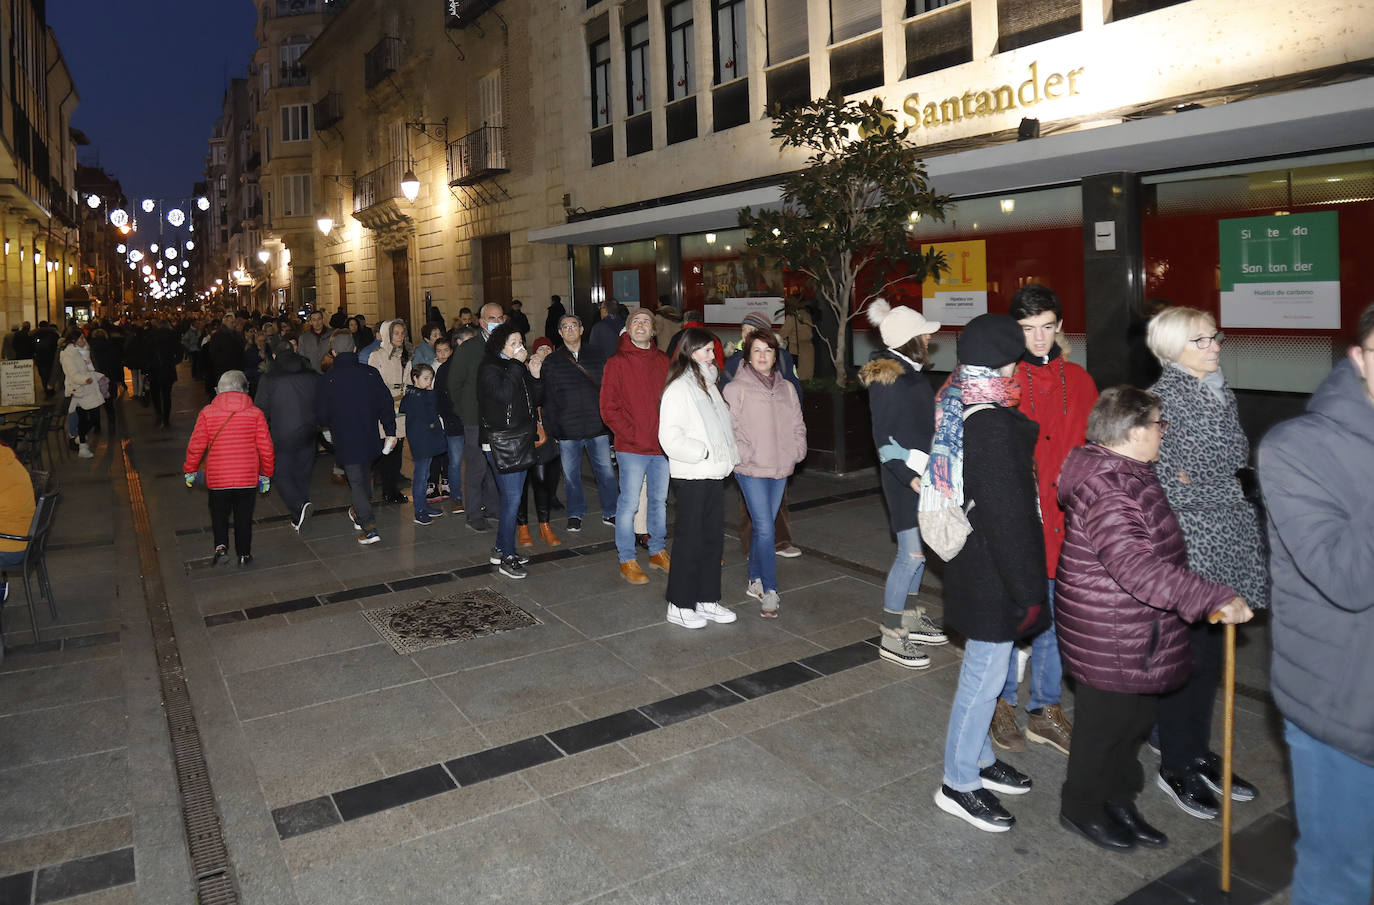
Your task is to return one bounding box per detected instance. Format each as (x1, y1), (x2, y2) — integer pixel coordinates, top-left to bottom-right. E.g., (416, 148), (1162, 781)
(1053, 386), (1253, 854)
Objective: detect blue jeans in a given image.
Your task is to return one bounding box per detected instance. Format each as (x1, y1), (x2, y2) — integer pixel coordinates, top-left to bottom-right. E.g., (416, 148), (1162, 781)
(944, 639), (1015, 791)
(484, 452), (528, 558)
(883, 526), (926, 614)
(615, 452), (667, 561)
(411, 456), (433, 516)
(1286, 720), (1374, 905)
(1002, 580), (1062, 712)
(444, 434), (464, 503)
(559, 434), (618, 520)
(737, 475), (786, 592)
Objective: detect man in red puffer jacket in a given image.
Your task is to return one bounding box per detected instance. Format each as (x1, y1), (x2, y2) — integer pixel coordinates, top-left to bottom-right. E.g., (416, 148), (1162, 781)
(184, 369), (274, 567)
(600, 310), (670, 584)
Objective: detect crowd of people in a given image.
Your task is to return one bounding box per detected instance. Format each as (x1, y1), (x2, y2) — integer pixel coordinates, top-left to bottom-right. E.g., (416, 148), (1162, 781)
(6, 285), (1371, 905)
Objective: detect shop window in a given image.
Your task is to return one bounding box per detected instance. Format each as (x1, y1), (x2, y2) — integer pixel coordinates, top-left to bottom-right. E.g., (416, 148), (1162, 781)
(996, 0), (1079, 53)
(666, 0), (695, 101)
(830, 32), (883, 97)
(831, 0), (882, 44)
(712, 0), (748, 85)
(766, 0), (808, 64)
(597, 240), (658, 310)
(626, 111), (654, 156)
(667, 96), (698, 144)
(590, 36), (612, 128)
(713, 78), (750, 131)
(626, 17), (651, 116)
(766, 59), (811, 114)
(904, 2), (971, 78)
(680, 228), (785, 315)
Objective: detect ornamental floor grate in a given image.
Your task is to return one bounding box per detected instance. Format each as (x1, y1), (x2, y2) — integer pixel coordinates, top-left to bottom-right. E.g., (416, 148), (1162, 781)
(361, 588), (541, 655)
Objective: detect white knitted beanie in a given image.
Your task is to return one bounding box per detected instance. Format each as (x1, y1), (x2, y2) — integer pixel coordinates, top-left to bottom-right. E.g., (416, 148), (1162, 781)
(866, 298), (940, 348)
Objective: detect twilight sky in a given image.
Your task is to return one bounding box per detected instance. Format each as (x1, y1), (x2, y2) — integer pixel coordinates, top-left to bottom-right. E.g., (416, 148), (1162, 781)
(49, 0), (259, 205)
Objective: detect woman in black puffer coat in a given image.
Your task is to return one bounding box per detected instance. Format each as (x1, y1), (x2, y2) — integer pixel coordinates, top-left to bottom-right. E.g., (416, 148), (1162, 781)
(478, 322), (543, 578)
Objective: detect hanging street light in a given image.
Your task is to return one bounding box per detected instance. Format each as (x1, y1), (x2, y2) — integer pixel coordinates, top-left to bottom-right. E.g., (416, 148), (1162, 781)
(401, 168), (420, 202)
(317, 217), (334, 236)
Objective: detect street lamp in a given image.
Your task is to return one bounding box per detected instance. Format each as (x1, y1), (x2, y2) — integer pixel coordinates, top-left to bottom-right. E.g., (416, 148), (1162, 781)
(401, 168), (420, 202)
(317, 217), (334, 236)
(258, 250), (270, 264)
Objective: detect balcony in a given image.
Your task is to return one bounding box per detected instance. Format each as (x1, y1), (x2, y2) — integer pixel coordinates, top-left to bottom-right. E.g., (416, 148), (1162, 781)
(447, 125), (509, 186)
(279, 62), (309, 87)
(445, 0), (503, 28)
(314, 91), (343, 130)
(351, 159), (411, 230)
(364, 36), (400, 91)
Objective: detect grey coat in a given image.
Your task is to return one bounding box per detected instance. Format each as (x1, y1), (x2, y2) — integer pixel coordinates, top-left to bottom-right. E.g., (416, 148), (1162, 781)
(1259, 360), (1374, 766)
(1150, 364), (1269, 608)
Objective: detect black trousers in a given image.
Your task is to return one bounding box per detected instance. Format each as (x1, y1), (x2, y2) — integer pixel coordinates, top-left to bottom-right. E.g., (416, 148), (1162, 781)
(375, 445), (403, 497)
(518, 456), (561, 525)
(1157, 620), (1223, 771)
(1062, 683), (1157, 822)
(208, 487), (256, 555)
(147, 374), (173, 422)
(665, 478), (724, 608)
(275, 442), (314, 516)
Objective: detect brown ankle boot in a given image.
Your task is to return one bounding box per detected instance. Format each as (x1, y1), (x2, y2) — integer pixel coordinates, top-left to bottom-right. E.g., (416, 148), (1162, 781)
(539, 522), (562, 546)
(516, 524), (534, 547)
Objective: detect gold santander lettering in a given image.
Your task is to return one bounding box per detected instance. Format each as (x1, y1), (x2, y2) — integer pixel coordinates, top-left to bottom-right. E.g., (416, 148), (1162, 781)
(896, 63), (1083, 131)
(1043, 72), (1064, 99)
(903, 94), (922, 129)
(1018, 61), (1041, 106)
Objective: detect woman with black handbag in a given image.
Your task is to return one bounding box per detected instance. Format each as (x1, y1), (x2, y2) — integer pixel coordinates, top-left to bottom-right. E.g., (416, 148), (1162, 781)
(478, 322), (544, 579)
(515, 337), (563, 548)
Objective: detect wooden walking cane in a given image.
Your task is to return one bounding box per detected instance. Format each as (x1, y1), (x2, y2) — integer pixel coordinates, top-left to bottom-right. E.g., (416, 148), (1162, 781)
(1208, 610), (1238, 893)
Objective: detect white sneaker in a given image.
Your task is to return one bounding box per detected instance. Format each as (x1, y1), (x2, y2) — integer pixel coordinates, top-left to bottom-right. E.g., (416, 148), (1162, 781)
(77, 442), (94, 459)
(1016, 646), (1031, 684)
(667, 604), (707, 629)
(746, 578), (764, 601)
(695, 601), (737, 624)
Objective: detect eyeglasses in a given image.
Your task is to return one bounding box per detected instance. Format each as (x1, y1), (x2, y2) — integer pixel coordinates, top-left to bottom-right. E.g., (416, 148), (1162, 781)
(1152, 418), (1170, 432)
(1188, 332), (1225, 350)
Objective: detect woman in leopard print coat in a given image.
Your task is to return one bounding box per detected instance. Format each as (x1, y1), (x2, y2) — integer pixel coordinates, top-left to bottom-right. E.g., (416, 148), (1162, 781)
(1146, 306), (1269, 816)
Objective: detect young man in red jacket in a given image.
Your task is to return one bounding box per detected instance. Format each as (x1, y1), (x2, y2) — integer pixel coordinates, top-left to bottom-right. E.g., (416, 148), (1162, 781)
(599, 309), (671, 584)
(991, 283), (1098, 756)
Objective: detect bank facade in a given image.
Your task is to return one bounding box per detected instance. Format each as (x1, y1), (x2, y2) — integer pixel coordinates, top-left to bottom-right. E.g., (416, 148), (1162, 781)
(530, 0), (1374, 393)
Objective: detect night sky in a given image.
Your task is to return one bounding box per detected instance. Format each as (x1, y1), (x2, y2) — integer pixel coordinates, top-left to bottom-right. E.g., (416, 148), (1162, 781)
(48, 1), (259, 206)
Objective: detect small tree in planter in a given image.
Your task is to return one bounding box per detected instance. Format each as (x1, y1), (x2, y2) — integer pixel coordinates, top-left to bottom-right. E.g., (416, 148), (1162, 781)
(740, 94), (948, 388)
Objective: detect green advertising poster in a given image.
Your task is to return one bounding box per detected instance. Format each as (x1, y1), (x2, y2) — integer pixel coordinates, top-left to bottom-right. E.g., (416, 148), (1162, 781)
(1218, 211), (1339, 328)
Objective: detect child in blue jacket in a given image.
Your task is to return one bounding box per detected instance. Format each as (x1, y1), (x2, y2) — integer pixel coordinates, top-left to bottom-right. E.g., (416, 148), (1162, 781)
(399, 363), (448, 525)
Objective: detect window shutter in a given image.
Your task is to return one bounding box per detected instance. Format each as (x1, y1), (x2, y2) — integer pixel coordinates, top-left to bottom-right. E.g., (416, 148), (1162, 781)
(766, 0), (809, 64)
(479, 70), (502, 127)
(830, 0), (882, 43)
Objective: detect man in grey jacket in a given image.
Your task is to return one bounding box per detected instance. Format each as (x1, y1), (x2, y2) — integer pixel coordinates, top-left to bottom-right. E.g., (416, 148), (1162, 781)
(297, 311), (331, 373)
(446, 302), (503, 531)
(1258, 302), (1374, 905)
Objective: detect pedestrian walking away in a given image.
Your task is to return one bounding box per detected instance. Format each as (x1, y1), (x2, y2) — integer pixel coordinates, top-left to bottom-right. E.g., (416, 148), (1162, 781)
(254, 337), (319, 531)
(184, 370), (276, 566)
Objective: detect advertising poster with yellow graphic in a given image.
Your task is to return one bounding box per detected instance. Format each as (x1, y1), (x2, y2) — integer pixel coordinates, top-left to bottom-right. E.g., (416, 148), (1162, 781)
(922, 240), (987, 326)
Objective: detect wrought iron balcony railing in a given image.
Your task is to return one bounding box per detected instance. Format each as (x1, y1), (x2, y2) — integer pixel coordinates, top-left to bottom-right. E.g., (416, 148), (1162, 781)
(447, 125), (509, 186)
(364, 36), (400, 90)
(313, 91), (343, 130)
(353, 160), (405, 213)
(279, 62), (309, 86)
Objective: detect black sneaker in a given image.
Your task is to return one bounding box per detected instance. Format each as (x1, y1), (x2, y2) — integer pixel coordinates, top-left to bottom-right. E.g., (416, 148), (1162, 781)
(489, 548), (531, 566)
(1156, 768), (1219, 820)
(602, 514), (615, 527)
(467, 517), (491, 533)
(979, 759), (1032, 796)
(498, 555), (527, 579)
(1194, 752), (1258, 802)
(238, 554), (253, 566)
(567, 517), (583, 532)
(934, 785), (1015, 833)
(211, 545), (228, 566)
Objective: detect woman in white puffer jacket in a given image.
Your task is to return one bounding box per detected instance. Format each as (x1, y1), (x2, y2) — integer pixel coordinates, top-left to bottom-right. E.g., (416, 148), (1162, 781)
(657, 327), (740, 630)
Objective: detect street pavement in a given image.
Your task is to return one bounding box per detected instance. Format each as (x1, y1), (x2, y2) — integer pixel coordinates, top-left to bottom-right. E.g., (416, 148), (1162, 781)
(0, 369), (1294, 905)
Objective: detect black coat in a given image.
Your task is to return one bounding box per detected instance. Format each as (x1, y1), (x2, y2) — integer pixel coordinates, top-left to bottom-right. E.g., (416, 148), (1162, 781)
(477, 355), (542, 443)
(541, 346), (607, 441)
(943, 405), (1049, 642)
(859, 351), (934, 533)
(509, 310), (532, 339)
(315, 351), (395, 466)
(434, 359), (464, 436)
(584, 315), (623, 380)
(145, 328), (182, 383)
(255, 352), (319, 449)
(207, 329), (245, 381)
(544, 300), (566, 343)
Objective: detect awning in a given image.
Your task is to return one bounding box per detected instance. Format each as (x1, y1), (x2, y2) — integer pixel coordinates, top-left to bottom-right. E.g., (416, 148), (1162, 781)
(528, 77), (1374, 245)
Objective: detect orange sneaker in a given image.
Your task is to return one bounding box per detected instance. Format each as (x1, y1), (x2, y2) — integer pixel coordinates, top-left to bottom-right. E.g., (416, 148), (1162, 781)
(648, 551), (671, 573)
(620, 560), (649, 585)
(538, 522), (562, 546)
(516, 524), (534, 547)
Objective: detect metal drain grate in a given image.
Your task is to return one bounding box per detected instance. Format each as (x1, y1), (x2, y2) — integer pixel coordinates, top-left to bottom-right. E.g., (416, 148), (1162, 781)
(122, 439), (241, 904)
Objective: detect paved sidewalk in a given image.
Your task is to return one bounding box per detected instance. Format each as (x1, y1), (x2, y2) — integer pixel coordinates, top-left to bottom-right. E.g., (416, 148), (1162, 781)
(0, 373), (1295, 905)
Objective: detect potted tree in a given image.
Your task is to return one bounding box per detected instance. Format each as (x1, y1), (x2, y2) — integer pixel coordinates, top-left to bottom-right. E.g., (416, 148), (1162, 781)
(740, 94), (947, 473)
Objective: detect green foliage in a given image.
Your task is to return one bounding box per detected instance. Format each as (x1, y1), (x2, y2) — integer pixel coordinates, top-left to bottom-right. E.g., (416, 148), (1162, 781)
(739, 94), (948, 385)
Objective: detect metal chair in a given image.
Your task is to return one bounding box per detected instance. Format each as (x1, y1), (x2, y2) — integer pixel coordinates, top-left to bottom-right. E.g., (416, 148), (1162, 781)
(0, 408), (50, 471)
(0, 490), (61, 647)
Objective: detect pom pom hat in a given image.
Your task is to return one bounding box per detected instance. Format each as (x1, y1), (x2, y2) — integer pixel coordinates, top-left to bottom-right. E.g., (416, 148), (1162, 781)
(956, 313), (1025, 369)
(866, 298), (940, 349)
